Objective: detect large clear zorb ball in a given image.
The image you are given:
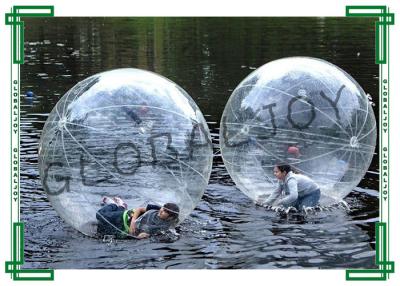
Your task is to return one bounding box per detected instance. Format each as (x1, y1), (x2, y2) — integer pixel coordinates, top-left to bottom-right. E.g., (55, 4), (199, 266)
(220, 57), (376, 205)
(39, 68), (213, 236)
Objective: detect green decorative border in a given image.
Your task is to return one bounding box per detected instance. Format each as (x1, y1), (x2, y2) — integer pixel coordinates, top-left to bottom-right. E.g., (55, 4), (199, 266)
(346, 5), (394, 64)
(5, 223), (53, 281)
(345, 5), (394, 281)
(4, 5), (55, 281)
(346, 223), (394, 280)
(5, 5), (54, 64)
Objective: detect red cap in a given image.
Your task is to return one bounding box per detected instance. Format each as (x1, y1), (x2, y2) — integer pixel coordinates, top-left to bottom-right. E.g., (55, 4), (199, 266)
(288, 146), (300, 156)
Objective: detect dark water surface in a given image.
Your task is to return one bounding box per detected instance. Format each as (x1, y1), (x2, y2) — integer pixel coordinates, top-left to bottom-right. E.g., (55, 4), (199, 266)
(21, 17), (379, 269)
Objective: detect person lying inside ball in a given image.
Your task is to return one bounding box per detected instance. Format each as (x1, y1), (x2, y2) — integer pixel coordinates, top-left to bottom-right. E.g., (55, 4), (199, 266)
(257, 164), (321, 210)
(96, 197), (180, 239)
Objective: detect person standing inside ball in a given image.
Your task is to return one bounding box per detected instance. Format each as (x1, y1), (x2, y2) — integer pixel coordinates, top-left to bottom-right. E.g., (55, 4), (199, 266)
(96, 197), (179, 239)
(259, 164), (320, 209)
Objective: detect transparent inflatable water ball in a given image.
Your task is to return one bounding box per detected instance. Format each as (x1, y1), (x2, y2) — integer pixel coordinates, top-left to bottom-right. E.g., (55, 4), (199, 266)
(39, 68), (213, 236)
(220, 57), (376, 205)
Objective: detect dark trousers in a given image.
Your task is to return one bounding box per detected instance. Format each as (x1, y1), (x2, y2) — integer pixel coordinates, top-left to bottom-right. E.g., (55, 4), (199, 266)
(295, 189), (321, 209)
(96, 204), (126, 236)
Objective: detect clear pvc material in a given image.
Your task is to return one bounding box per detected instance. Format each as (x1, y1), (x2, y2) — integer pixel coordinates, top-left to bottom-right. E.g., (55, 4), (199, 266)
(220, 57), (376, 205)
(39, 68), (213, 236)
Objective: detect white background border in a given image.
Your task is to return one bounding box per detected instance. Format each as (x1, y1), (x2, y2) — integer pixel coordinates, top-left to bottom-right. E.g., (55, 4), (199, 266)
(0, 0), (399, 285)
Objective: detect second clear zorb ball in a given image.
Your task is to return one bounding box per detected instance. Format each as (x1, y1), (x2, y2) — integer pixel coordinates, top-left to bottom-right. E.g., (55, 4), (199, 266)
(38, 68), (213, 236)
(220, 57), (376, 205)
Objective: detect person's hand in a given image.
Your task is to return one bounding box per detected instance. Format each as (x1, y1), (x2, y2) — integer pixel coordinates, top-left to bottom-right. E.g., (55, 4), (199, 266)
(129, 218), (136, 235)
(255, 196), (266, 206)
(130, 222), (136, 234)
(255, 199), (263, 206)
(136, 232), (150, 239)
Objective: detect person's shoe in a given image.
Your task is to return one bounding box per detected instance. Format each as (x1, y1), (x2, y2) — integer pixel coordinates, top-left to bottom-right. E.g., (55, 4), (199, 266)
(113, 197), (128, 209)
(102, 196), (116, 206)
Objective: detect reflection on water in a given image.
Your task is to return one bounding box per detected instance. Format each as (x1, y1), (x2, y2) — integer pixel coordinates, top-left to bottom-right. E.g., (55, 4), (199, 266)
(21, 17), (378, 269)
